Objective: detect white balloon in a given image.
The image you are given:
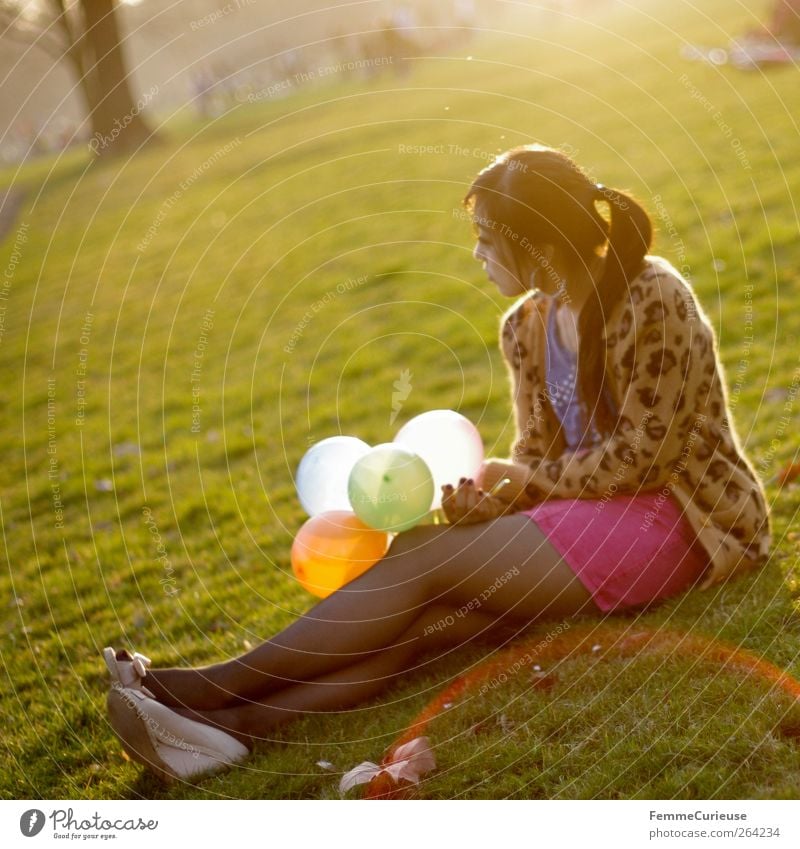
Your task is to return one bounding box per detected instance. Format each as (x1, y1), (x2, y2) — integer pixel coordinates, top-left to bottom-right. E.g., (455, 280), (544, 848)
(394, 410), (484, 509)
(296, 436), (371, 517)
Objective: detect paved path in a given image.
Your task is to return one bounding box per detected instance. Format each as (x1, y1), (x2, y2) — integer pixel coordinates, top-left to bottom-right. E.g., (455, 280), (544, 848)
(0, 187), (26, 244)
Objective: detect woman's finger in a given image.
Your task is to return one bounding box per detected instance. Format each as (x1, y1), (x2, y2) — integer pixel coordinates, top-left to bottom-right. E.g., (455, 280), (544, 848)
(456, 481), (476, 512)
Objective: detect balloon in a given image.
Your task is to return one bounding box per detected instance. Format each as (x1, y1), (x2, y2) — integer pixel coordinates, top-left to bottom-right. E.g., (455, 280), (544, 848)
(291, 511), (390, 598)
(393, 409), (484, 508)
(348, 444), (434, 533)
(296, 436), (371, 517)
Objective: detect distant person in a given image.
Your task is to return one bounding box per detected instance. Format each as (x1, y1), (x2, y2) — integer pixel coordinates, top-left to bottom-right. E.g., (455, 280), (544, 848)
(380, 11), (417, 74)
(102, 146), (771, 782)
(453, 0), (476, 28)
(442, 0), (477, 44)
(768, 0), (800, 43)
(277, 49), (303, 82)
(211, 62), (236, 111)
(329, 27), (356, 79)
(189, 68), (214, 118)
(729, 0), (800, 68)
(390, 2), (418, 31)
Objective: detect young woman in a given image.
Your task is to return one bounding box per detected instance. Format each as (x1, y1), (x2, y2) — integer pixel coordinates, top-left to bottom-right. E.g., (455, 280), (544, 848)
(104, 145), (771, 782)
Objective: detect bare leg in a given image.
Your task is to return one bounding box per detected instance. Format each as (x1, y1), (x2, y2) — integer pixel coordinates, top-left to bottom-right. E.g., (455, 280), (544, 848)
(144, 516), (595, 710)
(172, 603), (515, 746)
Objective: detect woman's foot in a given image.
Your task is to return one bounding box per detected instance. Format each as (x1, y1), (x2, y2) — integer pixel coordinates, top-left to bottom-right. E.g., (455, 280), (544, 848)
(106, 686), (250, 783)
(103, 647), (153, 694)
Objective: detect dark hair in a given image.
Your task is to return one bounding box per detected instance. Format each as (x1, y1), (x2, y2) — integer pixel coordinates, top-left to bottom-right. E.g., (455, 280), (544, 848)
(463, 145), (652, 436)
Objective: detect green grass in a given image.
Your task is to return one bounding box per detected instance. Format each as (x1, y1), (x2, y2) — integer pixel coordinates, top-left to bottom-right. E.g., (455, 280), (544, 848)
(1, 0), (800, 799)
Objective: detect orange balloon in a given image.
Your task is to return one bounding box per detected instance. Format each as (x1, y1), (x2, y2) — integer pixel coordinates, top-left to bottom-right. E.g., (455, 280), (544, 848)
(291, 510), (390, 598)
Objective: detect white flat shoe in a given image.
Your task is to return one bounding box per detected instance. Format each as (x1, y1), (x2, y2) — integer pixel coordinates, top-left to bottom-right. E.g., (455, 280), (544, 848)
(103, 647), (153, 695)
(107, 685), (249, 782)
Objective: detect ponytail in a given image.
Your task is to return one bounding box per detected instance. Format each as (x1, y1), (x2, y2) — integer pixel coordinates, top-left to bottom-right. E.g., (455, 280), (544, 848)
(577, 188), (652, 436)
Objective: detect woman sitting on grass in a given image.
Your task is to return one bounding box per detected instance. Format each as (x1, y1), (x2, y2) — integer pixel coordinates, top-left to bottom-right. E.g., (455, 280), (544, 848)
(104, 145), (771, 782)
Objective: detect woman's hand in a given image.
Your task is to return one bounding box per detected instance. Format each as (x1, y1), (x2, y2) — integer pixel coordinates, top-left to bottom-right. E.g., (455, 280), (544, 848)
(441, 478), (512, 525)
(477, 458), (546, 507)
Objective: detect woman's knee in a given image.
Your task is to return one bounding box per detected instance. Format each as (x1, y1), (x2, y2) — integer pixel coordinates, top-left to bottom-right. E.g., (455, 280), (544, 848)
(387, 524), (450, 558)
(384, 521), (502, 593)
(364, 524), (451, 589)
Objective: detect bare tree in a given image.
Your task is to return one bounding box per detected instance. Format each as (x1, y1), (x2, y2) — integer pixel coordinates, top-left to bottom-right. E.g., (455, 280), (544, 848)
(1, 0), (157, 156)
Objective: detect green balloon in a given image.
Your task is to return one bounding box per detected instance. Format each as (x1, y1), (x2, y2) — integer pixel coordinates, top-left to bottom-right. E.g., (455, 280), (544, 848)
(348, 444), (434, 533)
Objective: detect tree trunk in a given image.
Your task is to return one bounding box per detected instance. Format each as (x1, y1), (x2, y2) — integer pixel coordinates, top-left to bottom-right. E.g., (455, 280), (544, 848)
(47, 0), (96, 124)
(78, 0), (156, 156)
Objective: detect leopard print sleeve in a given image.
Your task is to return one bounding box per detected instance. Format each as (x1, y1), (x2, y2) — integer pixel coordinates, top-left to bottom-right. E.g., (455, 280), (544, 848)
(498, 294), (551, 461)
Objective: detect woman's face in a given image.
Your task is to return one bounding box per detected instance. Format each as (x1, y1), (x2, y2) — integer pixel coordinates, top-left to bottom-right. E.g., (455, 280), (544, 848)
(472, 223), (529, 297)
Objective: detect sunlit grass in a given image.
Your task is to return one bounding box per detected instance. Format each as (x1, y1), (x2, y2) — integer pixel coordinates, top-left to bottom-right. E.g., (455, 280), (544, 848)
(1, 0), (799, 799)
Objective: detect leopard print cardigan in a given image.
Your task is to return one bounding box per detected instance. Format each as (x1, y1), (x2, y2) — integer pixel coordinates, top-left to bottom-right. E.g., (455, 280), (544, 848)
(480, 256), (772, 590)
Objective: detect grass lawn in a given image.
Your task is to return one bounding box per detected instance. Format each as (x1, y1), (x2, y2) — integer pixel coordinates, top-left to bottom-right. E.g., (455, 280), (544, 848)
(1, 0), (800, 799)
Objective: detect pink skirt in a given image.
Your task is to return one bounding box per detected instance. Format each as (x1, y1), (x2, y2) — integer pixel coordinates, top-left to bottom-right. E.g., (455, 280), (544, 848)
(520, 491), (709, 612)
